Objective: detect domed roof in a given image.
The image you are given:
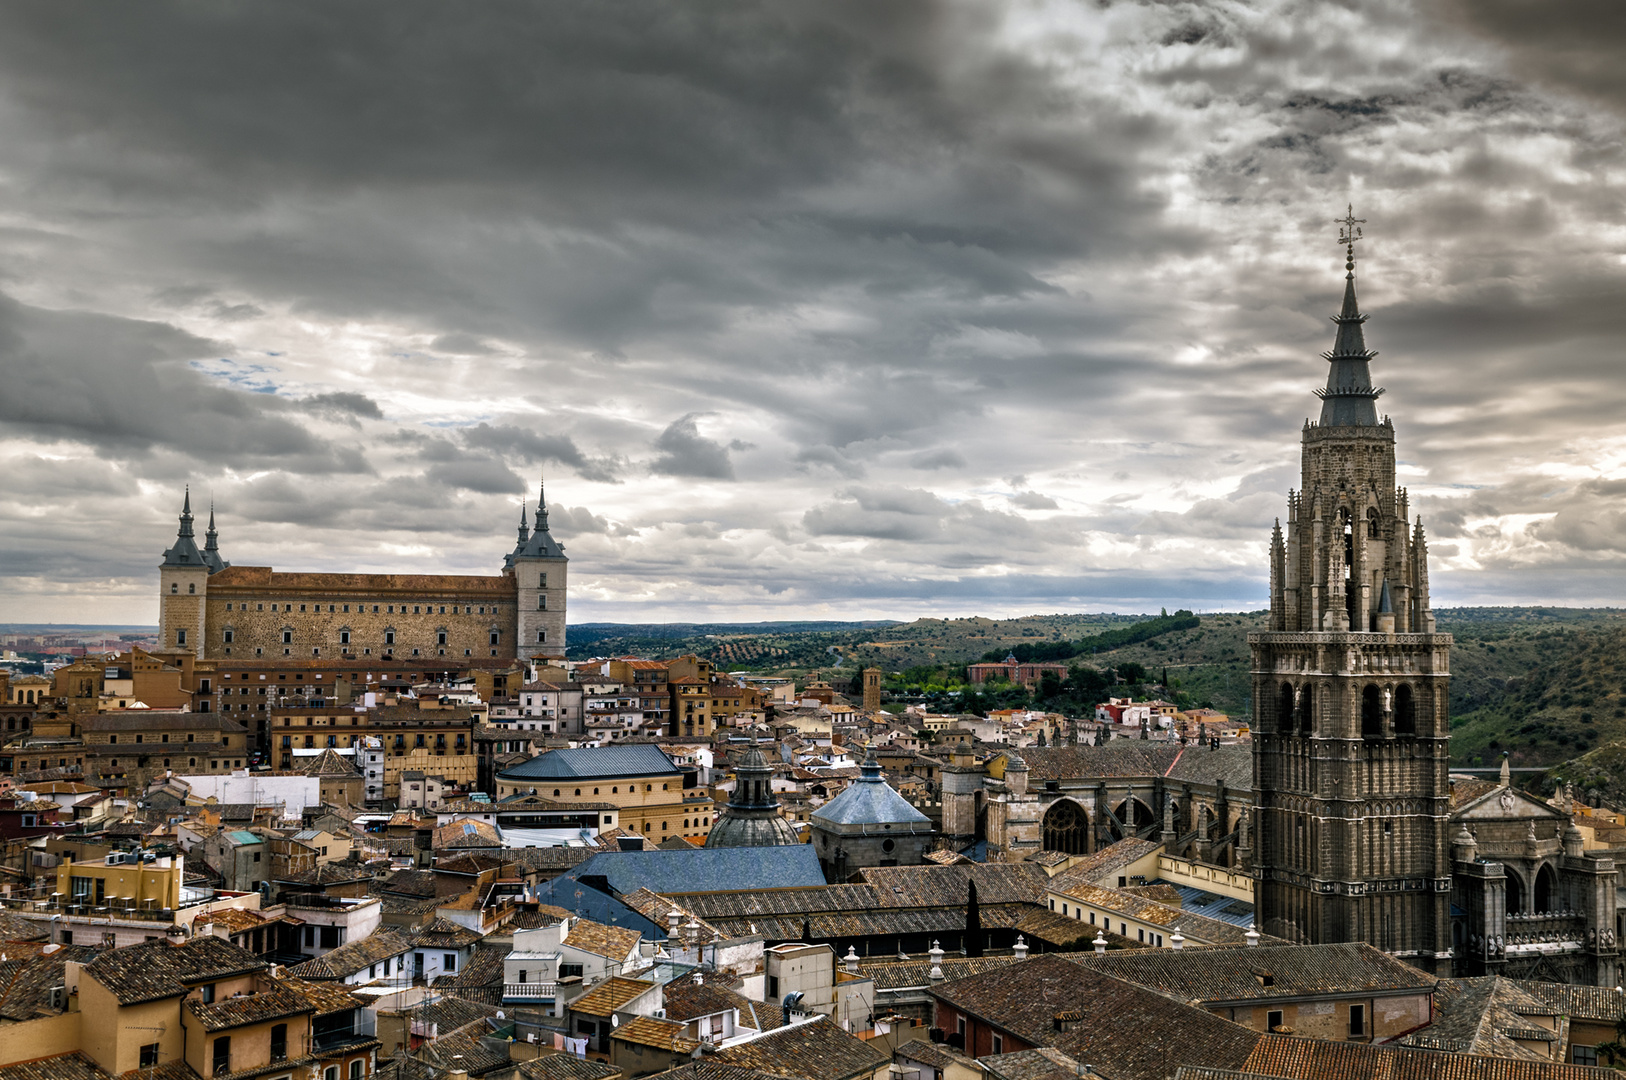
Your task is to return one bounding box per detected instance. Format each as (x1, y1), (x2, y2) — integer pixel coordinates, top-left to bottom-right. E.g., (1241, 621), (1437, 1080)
(811, 751), (930, 829)
(704, 742), (802, 849)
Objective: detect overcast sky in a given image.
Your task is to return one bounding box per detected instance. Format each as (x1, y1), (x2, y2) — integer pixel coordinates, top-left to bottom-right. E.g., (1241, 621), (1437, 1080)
(5, 0), (1626, 626)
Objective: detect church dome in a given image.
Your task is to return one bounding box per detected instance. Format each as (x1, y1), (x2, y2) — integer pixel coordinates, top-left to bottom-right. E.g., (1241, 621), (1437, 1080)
(705, 744), (802, 849)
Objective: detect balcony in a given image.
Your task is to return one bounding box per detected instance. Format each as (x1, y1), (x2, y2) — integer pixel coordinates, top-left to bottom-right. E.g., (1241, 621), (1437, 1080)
(503, 982), (558, 1001)
(1505, 910), (1586, 949)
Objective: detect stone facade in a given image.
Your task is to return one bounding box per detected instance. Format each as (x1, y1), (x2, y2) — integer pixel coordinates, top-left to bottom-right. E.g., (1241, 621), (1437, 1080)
(1249, 233), (1453, 967)
(156, 480), (567, 665)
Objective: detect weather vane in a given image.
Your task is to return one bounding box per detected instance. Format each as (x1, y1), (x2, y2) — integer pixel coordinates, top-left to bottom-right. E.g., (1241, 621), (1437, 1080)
(1336, 204), (1365, 274)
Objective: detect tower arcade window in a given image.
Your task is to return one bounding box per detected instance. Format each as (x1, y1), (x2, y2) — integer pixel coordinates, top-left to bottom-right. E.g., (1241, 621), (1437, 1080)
(1278, 683), (1295, 733)
(1366, 506), (1380, 539)
(1394, 683), (1416, 735)
(1361, 685), (1382, 737)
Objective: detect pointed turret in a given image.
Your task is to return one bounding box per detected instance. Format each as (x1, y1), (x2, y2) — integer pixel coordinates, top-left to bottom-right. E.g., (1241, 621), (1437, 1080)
(202, 503), (228, 574)
(509, 470), (568, 659)
(1313, 207), (1385, 427)
(160, 487), (206, 568)
(534, 475), (550, 534)
(517, 500), (530, 545)
(508, 475), (564, 561)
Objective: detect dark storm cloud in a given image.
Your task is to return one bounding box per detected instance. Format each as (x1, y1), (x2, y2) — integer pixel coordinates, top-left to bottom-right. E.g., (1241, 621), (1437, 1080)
(0, 292), (366, 473)
(649, 414), (737, 481)
(6, 0), (1626, 620)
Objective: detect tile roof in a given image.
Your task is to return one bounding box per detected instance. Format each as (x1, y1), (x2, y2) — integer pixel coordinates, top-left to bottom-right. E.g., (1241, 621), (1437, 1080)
(0, 1053), (111, 1080)
(1450, 776), (1502, 811)
(1018, 743), (1252, 789)
(276, 971), (369, 1017)
(1399, 976), (1563, 1060)
(612, 1015), (700, 1053)
(1046, 838), (1160, 891)
(434, 947), (507, 995)
(709, 1016), (888, 1080)
(564, 918), (642, 961)
(1240, 1032), (1615, 1080)
(500, 745), (680, 781)
(0, 912), (49, 943)
(858, 863), (1048, 907)
(569, 976), (658, 1018)
(930, 954), (1259, 1080)
(645, 1065), (781, 1080)
(620, 890), (724, 946)
(382, 869), (440, 897)
(660, 979), (753, 1022)
(980, 1048), (1081, 1080)
(434, 818), (503, 849)
(856, 955), (1019, 992)
(299, 749), (361, 777)
(1047, 879), (1271, 946)
(1072, 942), (1436, 1005)
(1513, 979), (1626, 1022)
(0, 945), (99, 1021)
(413, 916), (485, 950)
(85, 936), (265, 1005)
(895, 1038), (978, 1072)
(287, 929), (413, 979)
(517, 1058), (623, 1080)
(186, 983), (313, 1031)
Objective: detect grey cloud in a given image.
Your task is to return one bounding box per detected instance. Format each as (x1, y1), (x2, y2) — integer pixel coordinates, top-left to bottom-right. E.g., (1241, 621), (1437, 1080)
(650, 414), (735, 480)
(1010, 491), (1059, 510)
(909, 449), (967, 471)
(300, 391), (384, 420)
(0, 293), (368, 474)
(461, 423), (624, 484)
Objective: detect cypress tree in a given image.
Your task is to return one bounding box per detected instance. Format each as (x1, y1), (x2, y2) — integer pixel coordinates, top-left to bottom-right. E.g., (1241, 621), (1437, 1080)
(965, 879), (984, 957)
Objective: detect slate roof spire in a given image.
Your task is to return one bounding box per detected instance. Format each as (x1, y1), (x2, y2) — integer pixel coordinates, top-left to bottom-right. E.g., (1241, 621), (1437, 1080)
(506, 472), (565, 566)
(202, 501), (228, 574)
(160, 486), (206, 568)
(517, 499), (530, 544)
(1314, 206), (1385, 427)
(534, 473), (550, 533)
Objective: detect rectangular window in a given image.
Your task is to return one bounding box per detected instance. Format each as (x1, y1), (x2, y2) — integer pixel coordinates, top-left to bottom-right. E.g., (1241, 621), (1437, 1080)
(199, 983), (215, 1004)
(341, 631), (351, 645)
(1574, 1046), (1600, 1067)
(539, 573), (547, 588)
(1267, 1010), (1283, 1032)
(992, 1035), (1003, 1055)
(140, 1044), (160, 1068)
(224, 630), (234, 643)
(1348, 1004), (1366, 1038)
(443, 952), (457, 972)
(282, 630), (292, 644)
(177, 629), (187, 645)
(213, 1036), (230, 1076)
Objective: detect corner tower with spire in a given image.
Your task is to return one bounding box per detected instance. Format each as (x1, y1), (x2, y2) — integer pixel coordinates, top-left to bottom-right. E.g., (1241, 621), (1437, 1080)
(508, 474), (569, 660)
(1250, 209), (1454, 972)
(159, 487), (228, 658)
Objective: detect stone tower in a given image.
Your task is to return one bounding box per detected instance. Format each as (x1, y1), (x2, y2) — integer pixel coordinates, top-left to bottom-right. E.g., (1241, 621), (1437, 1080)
(1249, 210), (1453, 969)
(508, 477), (568, 660)
(159, 488), (216, 658)
(862, 667), (882, 714)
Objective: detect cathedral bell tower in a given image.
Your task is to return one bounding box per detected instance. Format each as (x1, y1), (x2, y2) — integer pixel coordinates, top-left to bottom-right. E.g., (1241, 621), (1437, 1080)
(1249, 210), (1453, 970)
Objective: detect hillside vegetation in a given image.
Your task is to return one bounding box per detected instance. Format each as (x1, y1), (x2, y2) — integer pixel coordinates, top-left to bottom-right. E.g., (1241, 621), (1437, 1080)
(570, 607), (1626, 772)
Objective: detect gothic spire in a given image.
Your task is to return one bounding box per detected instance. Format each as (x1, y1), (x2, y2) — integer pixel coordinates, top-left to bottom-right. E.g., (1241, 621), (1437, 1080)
(202, 502), (227, 573)
(161, 487), (205, 568)
(1314, 206), (1385, 427)
(517, 499), (530, 544)
(534, 474), (549, 533)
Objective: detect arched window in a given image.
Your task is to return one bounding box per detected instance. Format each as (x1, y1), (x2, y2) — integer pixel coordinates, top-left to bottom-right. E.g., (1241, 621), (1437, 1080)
(1043, 800), (1091, 855)
(1300, 686), (1315, 734)
(188, 582), (196, 594)
(1505, 866), (1526, 915)
(1366, 507), (1380, 539)
(1279, 683), (1295, 734)
(1394, 684), (1415, 735)
(1361, 685), (1382, 737)
(1535, 863), (1558, 913)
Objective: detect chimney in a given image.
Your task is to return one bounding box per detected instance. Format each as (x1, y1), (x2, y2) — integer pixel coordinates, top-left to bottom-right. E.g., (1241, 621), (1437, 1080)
(844, 946), (860, 975)
(668, 909), (682, 937)
(1093, 930), (1107, 955)
(692, 971), (703, 986)
(1012, 935), (1028, 962)
(1245, 924), (1260, 948)
(1170, 928), (1185, 951)
(928, 940), (945, 981)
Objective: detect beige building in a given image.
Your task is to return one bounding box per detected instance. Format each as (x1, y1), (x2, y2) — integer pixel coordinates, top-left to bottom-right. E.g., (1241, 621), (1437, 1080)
(156, 483), (568, 664)
(497, 744), (714, 843)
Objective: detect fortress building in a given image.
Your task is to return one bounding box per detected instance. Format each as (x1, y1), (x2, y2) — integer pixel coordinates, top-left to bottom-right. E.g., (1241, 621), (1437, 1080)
(158, 479), (567, 665)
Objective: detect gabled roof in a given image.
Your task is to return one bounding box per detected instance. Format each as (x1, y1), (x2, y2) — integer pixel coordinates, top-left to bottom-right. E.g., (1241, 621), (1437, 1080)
(1073, 943), (1436, 1005)
(612, 1015), (699, 1053)
(186, 983), (313, 1031)
(287, 930), (413, 979)
(1047, 837), (1160, 891)
(564, 918), (642, 961)
(569, 975), (658, 1018)
(434, 818), (503, 849)
(709, 1016), (888, 1080)
(85, 937), (265, 1005)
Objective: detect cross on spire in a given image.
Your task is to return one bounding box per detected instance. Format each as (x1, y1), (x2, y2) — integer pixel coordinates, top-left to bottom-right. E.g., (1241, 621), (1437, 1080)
(1336, 204), (1365, 277)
